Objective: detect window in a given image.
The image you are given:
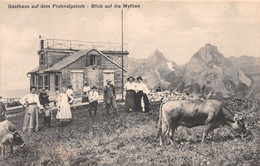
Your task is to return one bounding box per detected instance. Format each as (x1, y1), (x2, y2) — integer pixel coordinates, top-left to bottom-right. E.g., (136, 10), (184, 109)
(90, 55), (97, 65)
(38, 76), (43, 89)
(44, 75), (50, 89)
(40, 53), (45, 65)
(40, 54), (44, 61)
(31, 76), (36, 86)
(55, 74), (60, 91)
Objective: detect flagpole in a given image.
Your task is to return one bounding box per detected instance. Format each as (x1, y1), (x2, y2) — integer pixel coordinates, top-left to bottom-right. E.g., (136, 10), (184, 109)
(121, 7), (124, 101)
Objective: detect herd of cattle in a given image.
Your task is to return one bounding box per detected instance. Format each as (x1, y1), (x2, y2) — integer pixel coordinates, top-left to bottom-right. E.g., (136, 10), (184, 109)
(0, 91), (256, 156)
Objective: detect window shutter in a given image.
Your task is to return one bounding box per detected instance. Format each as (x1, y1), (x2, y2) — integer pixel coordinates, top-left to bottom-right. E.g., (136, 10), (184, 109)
(86, 54), (90, 66)
(48, 75), (50, 88)
(30, 76), (33, 86)
(97, 55), (101, 65)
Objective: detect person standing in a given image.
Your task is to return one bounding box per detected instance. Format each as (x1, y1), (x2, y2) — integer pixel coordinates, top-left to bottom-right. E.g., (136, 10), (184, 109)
(66, 85), (74, 104)
(38, 88), (42, 94)
(39, 88), (50, 108)
(103, 80), (118, 115)
(88, 86), (99, 116)
(20, 86), (42, 132)
(43, 103), (52, 128)
(56, 87), (72, 126)
(0, 96), (7, 122)
(135, 77), (150, 113)
(54, 90), (60, 107)
(82, 82), (90, 103)
(124, 76), (136, 112)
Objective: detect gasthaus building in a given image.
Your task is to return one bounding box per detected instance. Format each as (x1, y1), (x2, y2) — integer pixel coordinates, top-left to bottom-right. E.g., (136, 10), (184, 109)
(27, 39), (128, 97)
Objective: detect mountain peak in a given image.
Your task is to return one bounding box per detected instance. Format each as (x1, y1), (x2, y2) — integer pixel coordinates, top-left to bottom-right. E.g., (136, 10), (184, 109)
(146, 49), (168, 66)
(152, 48), (165, 58)
(205, 43), (217, 50)
(199, 43), (219, 55)
(191, 43), (224, 66)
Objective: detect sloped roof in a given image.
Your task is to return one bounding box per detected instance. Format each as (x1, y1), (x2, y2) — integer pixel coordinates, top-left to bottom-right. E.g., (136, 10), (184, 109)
(43, 48), (127, 73)
(96, 49), (127, 72)
(43, 50), (90, 72)
(28, 66), (39, 74)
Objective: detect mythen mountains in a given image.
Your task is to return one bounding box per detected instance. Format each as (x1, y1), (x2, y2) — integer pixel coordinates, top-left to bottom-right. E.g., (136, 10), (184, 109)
(128, 44), (260, 99)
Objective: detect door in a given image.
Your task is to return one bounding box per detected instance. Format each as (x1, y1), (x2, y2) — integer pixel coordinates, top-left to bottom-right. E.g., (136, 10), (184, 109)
(103, 70), (115, 86)
(71, 70), (84, 96)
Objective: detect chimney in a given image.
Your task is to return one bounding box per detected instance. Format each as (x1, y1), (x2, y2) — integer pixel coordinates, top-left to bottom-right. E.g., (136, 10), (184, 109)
(40, 40), (44, 49)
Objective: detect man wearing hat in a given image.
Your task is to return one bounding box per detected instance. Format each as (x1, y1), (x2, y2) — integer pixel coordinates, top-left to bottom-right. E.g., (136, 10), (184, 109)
(39, 88), (50, 108)
(88, 86), (99, 116)
(135, 77), (150, 112)
(0, 96), (6, 122)
(103, 79), (118, 115)
(124, 76), (136, 112)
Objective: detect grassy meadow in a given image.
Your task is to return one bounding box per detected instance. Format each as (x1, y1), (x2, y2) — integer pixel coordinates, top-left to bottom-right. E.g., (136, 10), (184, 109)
(0, 100), (259, 166)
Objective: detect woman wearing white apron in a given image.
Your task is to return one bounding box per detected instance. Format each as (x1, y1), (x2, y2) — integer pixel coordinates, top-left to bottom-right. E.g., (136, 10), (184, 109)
(20, 86), (42, 132)
(57, 87), (72, 126)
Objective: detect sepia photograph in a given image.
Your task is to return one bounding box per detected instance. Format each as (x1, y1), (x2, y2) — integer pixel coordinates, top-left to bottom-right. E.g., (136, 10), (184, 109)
(0, 0), (259, 165)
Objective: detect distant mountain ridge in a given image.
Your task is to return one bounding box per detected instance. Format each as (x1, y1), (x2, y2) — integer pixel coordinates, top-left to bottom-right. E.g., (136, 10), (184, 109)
(228, 56), (260, 98)
(128, 44), (259, 99)
(228, 56), (260, 76)
(0, 88), (29, 98)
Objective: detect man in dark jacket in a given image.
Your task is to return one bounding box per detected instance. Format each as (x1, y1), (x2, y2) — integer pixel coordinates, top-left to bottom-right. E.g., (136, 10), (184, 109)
(103, 80), (118, 115)
(39, 88), (50, 108)
(0, 96), (6, 122)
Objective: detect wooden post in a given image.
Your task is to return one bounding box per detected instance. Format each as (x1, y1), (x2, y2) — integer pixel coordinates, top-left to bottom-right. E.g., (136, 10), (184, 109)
(121, 7), (124, 101)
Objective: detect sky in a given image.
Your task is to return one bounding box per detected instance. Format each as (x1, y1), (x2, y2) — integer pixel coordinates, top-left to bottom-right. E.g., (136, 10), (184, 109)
(0, 0), (259, 93)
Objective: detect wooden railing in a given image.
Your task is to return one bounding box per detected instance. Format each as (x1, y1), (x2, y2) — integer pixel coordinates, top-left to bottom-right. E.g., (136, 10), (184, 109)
(5, 93), (124, 112)
(2, 98), (21, 108)
(43, 39), (128, 51)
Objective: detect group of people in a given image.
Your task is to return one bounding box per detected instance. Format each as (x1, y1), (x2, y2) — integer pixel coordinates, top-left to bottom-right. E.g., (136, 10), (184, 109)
(11, 76), (149, 133)
(81, 79), (118, 116)
(124, 76), (150, 113)
(19, 86), (74, 133)
(82, 76), (150, 116)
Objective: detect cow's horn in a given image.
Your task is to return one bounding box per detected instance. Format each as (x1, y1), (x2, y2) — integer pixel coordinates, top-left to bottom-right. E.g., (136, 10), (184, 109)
(9, 137), (13, 143)
(20, 143), (26, 148)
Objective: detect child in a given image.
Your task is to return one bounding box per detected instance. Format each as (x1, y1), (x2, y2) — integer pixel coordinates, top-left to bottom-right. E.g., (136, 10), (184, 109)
(43, 103), (52, 127)
(88, 86), (99, 116)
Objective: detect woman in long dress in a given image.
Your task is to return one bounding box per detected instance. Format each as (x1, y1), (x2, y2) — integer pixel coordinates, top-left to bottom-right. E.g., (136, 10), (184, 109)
(56, 87), (72, 126)
(124, 76), (136, 112)
(135, 77), (150, 113)
(20, 86), (42, 132)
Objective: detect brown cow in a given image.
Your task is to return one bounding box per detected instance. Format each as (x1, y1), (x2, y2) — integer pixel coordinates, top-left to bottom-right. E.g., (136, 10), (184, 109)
(157, 100), (248, 146)
(0, 120), (25, 155)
